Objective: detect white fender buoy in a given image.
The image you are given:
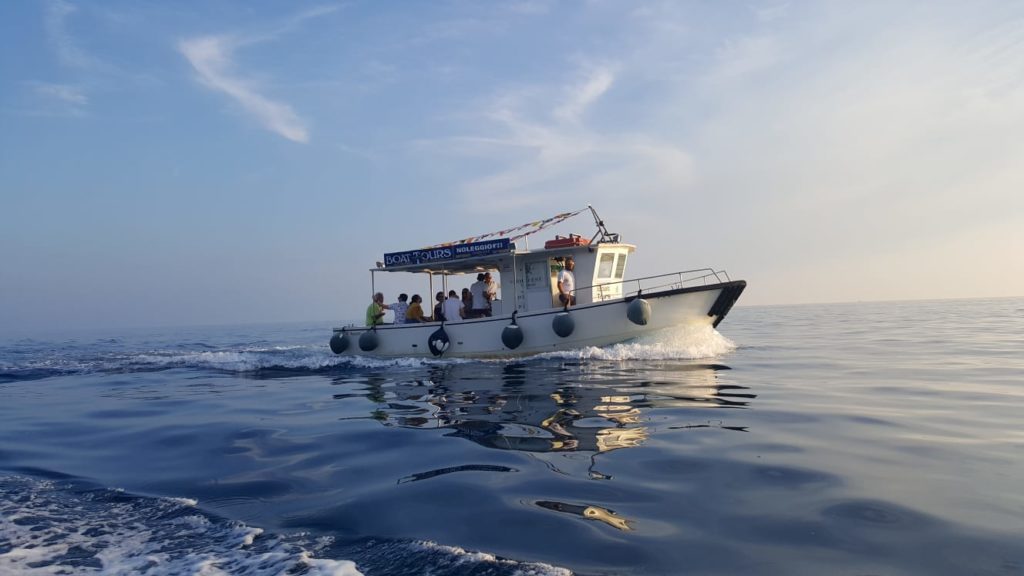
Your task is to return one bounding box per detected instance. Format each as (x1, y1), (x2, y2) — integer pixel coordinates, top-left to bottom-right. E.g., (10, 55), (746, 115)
(358, 330), (379, 352)
(329, 332), (349, 354)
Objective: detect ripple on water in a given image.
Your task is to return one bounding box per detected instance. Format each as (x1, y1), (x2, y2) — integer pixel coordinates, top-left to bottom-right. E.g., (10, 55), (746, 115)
(821, 499), (936, 530)
(750, 464), (841, 489)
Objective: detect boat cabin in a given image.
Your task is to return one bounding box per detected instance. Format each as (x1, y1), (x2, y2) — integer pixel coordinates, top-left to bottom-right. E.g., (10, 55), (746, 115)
(375, 236), (636, 317)
(500, 240), (635, 313)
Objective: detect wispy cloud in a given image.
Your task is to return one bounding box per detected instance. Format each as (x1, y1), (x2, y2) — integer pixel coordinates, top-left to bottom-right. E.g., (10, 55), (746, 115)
(178, 7), (339, 143)
(17, 81), (89, 117)
(44, 0), (104, 71)
(554, 66), (616, 123)
(703, 34), (783, 86)
(417, 62), (693, 214)
(33, 82), (87, 105)
(179, 35), (309, 143)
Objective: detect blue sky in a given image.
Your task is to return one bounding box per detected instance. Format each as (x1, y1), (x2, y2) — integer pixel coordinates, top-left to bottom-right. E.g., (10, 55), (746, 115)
(2, 1), (1023, 334)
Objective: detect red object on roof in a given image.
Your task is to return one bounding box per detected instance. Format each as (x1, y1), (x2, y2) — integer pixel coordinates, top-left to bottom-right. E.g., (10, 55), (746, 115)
(544, 234), (589, 249)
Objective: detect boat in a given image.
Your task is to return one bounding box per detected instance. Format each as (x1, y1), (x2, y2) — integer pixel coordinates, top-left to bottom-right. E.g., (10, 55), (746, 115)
(329, 206), (745, 358)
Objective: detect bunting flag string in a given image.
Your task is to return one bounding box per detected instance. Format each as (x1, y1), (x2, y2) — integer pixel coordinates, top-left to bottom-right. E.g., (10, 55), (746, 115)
(422, 207), (589, 249)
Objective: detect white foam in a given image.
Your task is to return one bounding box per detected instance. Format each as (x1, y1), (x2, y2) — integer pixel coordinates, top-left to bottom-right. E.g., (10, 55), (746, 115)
(126, 346), (477, 372)
(410, 540), (573, 576)
(1, 324), (737, 379)
(0, 475), (363, 576)
(533, 325), (735, 362)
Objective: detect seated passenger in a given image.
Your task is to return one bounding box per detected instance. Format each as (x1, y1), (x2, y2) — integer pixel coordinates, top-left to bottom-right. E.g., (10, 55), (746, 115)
(390, 294), (409, 324)
(405, 294), (428, 323)
(461, 288), (474, 319)
(365, 292), (388, 326)
(433, 291), (446, 322)
(443, 290), (464, 323)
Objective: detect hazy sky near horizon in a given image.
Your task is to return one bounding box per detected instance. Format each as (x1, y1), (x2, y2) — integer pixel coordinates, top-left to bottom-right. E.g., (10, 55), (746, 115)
(2, 0), (1023, 334)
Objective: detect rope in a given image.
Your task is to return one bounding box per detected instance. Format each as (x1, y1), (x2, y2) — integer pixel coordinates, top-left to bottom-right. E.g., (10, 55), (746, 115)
(422, 207), (589, 249)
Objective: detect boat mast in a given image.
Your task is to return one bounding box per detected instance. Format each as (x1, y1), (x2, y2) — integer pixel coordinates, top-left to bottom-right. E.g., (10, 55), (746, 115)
(587, 205), (620, 244)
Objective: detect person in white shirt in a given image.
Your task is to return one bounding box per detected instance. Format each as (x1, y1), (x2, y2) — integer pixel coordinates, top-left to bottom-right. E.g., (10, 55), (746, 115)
(442, 290), (464, 322)
(557, 258), (575, 306)
(470, 273), (491, 317)
(389, 294), (409, 324)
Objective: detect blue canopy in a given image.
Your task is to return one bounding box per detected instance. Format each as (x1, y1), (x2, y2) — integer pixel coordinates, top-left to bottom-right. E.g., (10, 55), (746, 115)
(383, 238), (513, 269)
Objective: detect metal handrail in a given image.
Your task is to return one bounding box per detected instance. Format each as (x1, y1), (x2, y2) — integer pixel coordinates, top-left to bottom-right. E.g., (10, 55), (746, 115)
(573, 268), (732, 300)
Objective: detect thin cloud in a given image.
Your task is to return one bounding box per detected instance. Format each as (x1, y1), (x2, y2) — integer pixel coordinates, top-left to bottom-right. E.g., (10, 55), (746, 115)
(423, 62), (692, 214)
(44, 0), (103, 71)
(20, 81), (88, 116)
(704, 34), (783, 86)
(32, 82), (87, 105)
(178, 35), (309, 143)
(245, 5), (341, 46)
(554, 66), (616, 123)
(177, 7), (338, 143)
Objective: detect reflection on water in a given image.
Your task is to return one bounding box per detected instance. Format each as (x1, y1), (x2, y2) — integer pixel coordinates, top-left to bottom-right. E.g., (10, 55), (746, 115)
(536, 500), (634, 531)
(396, 464), (518, 484)
(325, 361), (754, 537)
(334, 361), (753, 459)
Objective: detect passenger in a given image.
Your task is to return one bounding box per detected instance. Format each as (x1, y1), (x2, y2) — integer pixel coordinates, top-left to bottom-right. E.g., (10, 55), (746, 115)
(558, 258), (576, 306)
(470, 273), (491, 318)
(433, 291), (446, 322)
(405, 294), (428, 323)
(365, 292), (389, 326)
(461, 288), (474, 319)
(483, 272), (497, 313)
(443, 290), (464, 322)
(390, 293), (409, 324)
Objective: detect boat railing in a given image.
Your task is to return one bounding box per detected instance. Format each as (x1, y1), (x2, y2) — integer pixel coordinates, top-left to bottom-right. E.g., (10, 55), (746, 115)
(577, 268), (732, 302)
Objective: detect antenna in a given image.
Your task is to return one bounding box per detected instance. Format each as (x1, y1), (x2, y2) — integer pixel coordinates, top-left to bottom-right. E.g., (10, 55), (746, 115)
(587, 205), (620, 244)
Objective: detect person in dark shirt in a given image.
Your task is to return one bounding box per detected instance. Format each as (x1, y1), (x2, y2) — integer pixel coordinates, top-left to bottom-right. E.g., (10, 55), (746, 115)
(433, 291), (446, 322)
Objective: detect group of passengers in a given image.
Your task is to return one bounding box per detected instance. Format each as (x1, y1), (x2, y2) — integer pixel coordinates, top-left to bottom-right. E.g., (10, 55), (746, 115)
(365, 292), (432, 326)
(365, 272), (498, 326)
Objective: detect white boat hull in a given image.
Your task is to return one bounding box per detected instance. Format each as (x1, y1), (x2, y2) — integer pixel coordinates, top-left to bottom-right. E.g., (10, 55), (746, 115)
(331, 281), (745, 358)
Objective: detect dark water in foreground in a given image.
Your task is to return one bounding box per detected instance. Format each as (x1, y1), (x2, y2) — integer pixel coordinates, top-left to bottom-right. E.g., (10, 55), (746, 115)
(1, 298), (1022, 575)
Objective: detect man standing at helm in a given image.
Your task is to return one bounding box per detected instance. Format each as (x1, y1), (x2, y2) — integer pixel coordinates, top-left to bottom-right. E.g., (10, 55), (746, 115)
(558, 258), (576, 306)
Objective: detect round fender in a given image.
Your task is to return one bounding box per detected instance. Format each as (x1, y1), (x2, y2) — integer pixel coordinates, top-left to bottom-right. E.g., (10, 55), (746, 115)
(552, 312), (575, 338)
(329, 332), (349, 354)
(627, 298), (651, 326)
(502, 324), (524, 349)
(428, 327), (450, 357)
(358, 330), (379, 352)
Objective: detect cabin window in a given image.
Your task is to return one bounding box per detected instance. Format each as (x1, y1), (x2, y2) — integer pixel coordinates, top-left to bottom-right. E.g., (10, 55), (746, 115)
(598, 253), (615, 278)
(614, 254), (627, 279)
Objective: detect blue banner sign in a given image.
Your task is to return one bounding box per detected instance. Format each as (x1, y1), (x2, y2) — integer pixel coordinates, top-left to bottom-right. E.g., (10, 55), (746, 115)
(384, 238), (512, 268)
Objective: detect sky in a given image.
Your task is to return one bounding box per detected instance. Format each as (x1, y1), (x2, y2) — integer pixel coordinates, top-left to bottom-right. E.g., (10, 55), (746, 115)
(2, 0), (1023, 334)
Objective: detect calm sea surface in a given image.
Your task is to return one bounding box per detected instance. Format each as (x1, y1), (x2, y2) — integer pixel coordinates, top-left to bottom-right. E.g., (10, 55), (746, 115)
(1, 298), (1022, 575)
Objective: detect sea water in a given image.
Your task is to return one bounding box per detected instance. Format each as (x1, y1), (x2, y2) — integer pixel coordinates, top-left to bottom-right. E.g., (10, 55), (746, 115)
(1, 298), (1021, 575)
